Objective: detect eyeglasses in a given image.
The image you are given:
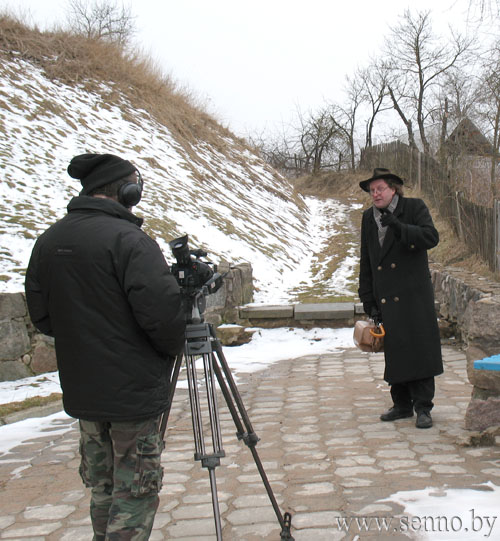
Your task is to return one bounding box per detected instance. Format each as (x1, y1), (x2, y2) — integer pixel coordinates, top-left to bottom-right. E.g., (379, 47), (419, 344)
(369, 186), (390, 196)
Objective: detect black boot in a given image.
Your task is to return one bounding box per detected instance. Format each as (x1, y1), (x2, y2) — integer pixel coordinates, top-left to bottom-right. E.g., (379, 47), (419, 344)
(380, 407), (414, 422)
(416, 411), (433, 428)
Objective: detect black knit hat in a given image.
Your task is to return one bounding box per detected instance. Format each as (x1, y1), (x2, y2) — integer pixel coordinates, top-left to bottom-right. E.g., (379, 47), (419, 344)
(359, 167), (404, 192)
(67, 153), (136, 195)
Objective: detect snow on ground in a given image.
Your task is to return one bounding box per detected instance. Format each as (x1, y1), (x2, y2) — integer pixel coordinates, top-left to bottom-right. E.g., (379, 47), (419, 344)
(381, 484), (500, 540)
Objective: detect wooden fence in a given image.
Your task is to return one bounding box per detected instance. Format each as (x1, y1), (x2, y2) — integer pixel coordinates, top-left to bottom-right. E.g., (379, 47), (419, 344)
(359, 142), (500, 274)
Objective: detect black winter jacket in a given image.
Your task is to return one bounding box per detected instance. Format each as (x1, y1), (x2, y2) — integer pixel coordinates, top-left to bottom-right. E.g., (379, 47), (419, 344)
(358, 196), (443, 384)
(25, 196), (186, 421)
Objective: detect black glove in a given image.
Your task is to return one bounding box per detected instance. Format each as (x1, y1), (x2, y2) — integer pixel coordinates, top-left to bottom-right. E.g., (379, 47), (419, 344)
(362, 301), (375, 316)
(371, 308), (382, 326)
(363, 302), (381, 323)
(380, 210), (402, 238)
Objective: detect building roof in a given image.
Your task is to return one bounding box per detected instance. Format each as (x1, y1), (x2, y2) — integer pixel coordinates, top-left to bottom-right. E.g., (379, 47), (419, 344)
(444, 118), (494, 156)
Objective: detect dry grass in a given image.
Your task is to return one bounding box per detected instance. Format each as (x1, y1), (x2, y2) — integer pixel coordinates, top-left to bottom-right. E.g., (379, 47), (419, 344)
(0, 393), (62, 418)
(293, 170), (499, 283)
(0, 12), (247, 155)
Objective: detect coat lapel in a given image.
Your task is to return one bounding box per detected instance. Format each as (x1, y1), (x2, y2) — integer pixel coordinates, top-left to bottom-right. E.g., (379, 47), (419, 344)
(367, 212), (382, 261)
(377, 197), (405, 263)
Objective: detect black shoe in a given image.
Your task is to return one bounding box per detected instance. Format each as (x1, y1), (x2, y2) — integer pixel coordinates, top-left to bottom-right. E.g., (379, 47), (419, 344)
(380, 407), (414, 422)
(416, 411), (433, 429)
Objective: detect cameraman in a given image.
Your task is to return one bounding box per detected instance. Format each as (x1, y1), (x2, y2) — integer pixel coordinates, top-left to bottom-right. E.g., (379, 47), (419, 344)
(25, 153), (186, 540)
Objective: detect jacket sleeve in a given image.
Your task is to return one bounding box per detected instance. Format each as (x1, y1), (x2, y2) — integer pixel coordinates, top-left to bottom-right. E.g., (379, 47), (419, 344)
(358, 211), (376, 304)
(123, 234), (186, 357)
(24, 240), (54, 337)
(399, 199), (439, 250)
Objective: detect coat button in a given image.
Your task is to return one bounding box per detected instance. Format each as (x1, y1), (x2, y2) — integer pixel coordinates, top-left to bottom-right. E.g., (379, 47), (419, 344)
(410, 244), (415, 249)
(381, 298), (386, 304)
(391, 263), (396, 269)
(377, 265), (382, 271)
(394, 296), (400, 302)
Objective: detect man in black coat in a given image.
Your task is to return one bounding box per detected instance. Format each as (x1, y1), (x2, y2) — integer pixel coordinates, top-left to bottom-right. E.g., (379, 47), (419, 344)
(358, 168), (443, 429)
(25, 153), (186, 540)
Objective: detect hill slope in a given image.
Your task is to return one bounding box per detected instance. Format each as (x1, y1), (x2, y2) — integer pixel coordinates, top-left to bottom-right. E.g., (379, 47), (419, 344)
(0, 21), (362, 303)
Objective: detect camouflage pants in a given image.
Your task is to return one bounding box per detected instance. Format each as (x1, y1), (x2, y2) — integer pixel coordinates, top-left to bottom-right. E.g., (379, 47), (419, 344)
(78, 415), (164, 541)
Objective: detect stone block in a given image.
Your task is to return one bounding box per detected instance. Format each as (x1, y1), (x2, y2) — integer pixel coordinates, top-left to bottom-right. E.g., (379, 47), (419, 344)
(0, 360), (31, 381)
(294, 303), (353, 320)
(466, 345), (500, 394)
(465, 396), (500, 432)
(239, 305), (293, 319)
(236, 263), (253, 305)
(0, 292), (26, 320)
(431, 269), (483, 325)
(205, 262), (253, 324)
(354, 302), (364, 315)
(463, 295), (500, 350)
(215, 325), (257, 346)
(0, 320), (30, 361)
(31, 340), (58, 374)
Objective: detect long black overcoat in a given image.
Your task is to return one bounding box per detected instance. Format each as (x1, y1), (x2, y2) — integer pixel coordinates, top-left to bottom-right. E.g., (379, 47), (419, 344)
(358, 196), (443, 384)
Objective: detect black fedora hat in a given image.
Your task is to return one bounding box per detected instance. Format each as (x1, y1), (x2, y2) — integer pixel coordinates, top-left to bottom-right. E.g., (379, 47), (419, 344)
(359, 167), (404, 192)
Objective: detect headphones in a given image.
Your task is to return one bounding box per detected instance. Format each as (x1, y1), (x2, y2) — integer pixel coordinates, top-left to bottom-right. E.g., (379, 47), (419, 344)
(117, 169), (144, 207)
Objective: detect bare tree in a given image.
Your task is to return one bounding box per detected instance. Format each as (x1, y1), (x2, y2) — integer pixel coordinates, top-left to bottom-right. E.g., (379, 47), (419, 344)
(248, 129), (299, 177)
(467, 0), (500, 19)
(357, 62), (392, 149)
(66, 0), (136, 46)
(297, 107), (341, 175)
(251, 103), (353, 177)
(337, 74), (364, 169)
(476, 40), (500, 197)
(383, 9), (473, 155)
(386, 77), (418, 150)
(435, 69), (479, 163)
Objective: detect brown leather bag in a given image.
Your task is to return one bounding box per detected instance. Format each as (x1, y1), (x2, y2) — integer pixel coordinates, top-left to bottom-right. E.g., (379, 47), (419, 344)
(353, 320), (385, 353)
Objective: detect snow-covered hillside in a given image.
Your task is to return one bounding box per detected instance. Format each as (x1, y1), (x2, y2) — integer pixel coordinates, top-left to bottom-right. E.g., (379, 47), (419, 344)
(0, 54), (360, 302)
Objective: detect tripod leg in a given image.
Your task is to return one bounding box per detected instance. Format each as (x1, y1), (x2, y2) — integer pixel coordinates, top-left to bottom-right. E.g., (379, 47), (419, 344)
(203, 352), (224, 455)
(208, 468), (223, 540)
(208, 347), (294, 540)
(160, 353), (184, 442)
(185, 352), (225, 541)
(185, 353), (208, 460)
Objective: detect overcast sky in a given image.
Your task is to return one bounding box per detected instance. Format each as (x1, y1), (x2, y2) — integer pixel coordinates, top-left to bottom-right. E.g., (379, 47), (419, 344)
(2, 0), (486, 139)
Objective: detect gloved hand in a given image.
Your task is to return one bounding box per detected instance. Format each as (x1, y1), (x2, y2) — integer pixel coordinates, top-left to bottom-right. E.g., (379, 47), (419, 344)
(380, 210), (402, 238)
(363, 302), (381, 321)
(370, 307), (382, 326)
(363, 301), (375, 316)
(363, 302), (382, 324)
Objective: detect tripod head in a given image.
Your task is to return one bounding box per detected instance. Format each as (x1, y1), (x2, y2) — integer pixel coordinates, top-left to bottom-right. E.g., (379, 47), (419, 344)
(169, 234), (226, 324)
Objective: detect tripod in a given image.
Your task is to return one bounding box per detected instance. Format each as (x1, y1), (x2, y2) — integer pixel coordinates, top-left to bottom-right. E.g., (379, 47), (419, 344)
(160, 320), (294, 541)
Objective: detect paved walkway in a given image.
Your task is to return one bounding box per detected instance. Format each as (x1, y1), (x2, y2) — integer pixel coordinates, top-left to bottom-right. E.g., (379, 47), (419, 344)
(1, 344), (499, 540)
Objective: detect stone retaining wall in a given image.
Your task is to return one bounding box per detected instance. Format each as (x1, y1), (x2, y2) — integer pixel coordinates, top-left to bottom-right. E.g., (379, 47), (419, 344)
(0, 293), (36, 381)
(0, 262), (253, 382)
(431, 264), (500, 431)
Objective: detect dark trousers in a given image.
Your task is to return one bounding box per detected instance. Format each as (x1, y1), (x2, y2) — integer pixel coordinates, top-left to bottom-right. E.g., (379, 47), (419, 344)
(390, 377), (435, 414)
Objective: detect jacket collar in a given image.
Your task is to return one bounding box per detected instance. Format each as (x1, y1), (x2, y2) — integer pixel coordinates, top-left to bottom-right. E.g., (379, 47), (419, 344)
(67, 196), (144, 227)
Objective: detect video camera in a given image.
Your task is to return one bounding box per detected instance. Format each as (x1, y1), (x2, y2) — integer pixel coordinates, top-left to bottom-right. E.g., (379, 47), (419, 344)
(169, 234), (225, 323)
